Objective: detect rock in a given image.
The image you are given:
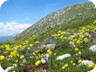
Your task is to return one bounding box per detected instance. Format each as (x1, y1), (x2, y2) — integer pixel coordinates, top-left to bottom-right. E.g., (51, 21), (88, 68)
(0, 65), (7, 72)
(42, 69), (46, 72)
(5, 65), (17, 72)
(69, 41), (76, 47)
(80, 60), (94, 66)
(35, 55), (39, 60)
(56, 54), (71, 60)
(35, 69), (46, 72)
(0, 65), (17, 72)
(41, 58), (46, 64)
(41, 54), (50, 64)
(85, 32), (91, 38)
(46, 44), (56, 50)
(89, 64), (96, 72)
(92, 35), (96, 44)
(89, 45), (96, 52)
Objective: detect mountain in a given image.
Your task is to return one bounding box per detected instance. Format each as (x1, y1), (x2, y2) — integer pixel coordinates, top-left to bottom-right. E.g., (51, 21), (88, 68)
(0, 36), (12, 42)
(1, 2), (96, 72)
(14, 2), (96, 43)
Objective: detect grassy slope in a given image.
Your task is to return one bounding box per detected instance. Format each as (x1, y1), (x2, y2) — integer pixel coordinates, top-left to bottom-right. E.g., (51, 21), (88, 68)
(14, 2), (96, 44)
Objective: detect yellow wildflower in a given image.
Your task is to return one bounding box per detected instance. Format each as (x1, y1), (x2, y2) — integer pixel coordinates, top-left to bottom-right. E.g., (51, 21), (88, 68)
(71, 61), (73, 63)
(35, 60), (41, 66)
(15, 59), (18, 63)
(33, 52), (36, 55)
(56, 34), (60, 37)
(35, 41), (39, 44)
(76, 40), (81, 45)
(84, 38), (89, 43)
(78, 51), (81, 55)
(20, 55), (24, 59)
(43, 45), (46, 48)
(54, 53), (56, 55)
(29, 44), (33, 47)
(88, 63), (94, 69)
(30, 56), (34, 59)
(62, 63), (68, 70)
(73, 63), (76, 66)
(12, 70), (16, 72)
(13, 64), (17, 66)
(0, 55), (5, 60)
(27, 47), (31, 50)
(62, 66), (66, 70)
(78, 59), (82, 64)
(75, 47), (79, 52)
(75, 53), (78, 56)
(47, 49), (52, 54)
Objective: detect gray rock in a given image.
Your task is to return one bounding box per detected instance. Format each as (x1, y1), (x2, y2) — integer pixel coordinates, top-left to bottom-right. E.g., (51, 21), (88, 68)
(46, 44), (56, 50)
(79, 60), (94, 66)
(57, 54), (71, 60)
(89, 45), (96, 52)
(41, 54), (50, 64)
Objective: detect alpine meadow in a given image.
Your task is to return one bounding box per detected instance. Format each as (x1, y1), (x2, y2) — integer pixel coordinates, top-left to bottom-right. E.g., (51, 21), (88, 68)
(0, 2), (96, 72)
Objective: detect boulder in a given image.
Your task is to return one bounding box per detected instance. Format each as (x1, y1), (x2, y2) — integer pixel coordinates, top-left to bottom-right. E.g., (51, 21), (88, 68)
(89, 45), (96, 52)
(57, 54), (71, 60)
(69, 41), (76, 47)
(41, 54), (50, 64)
(79, 60), (94, 66)
(46, 44), (56, 50)
(0, 65), (7, 72)
(0, 65), (17, 72)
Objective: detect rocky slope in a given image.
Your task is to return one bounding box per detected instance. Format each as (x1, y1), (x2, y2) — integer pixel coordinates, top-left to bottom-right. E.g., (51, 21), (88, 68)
(15, 2), (96, 43)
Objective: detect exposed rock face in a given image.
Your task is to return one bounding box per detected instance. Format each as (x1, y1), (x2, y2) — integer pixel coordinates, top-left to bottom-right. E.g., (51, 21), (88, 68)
(89, 45), (96, 52)
(46, 44), (56, 50)
(56, 54), (71, 60)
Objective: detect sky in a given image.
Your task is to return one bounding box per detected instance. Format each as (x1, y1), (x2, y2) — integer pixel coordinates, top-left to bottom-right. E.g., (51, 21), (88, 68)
(0, 0), (91, 36)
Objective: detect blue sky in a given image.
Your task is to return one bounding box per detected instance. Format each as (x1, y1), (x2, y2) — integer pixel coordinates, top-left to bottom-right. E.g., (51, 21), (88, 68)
(0, 0), (90, 36)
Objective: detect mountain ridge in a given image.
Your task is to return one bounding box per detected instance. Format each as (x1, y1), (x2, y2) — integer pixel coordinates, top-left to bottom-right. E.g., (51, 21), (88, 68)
(15, 2), (96, 43)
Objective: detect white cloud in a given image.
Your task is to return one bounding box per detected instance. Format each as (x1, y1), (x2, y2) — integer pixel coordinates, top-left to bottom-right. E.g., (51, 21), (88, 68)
(89, 0), (96, 7)
(0, 22), (32, 36)
(0, 0), (7, 7)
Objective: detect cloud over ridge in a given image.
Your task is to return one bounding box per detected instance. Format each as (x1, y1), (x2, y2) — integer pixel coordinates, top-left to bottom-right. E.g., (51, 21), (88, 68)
(0, 22), (32, 36)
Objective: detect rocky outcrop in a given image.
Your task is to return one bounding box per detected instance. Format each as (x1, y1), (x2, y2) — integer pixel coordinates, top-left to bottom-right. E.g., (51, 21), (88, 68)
(46, 44), (56, 50)
(57, 54), (71, 60)
(89, 45), (96, 52)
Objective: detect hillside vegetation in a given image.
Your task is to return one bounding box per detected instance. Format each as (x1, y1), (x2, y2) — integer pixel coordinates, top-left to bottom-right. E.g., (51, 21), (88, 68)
(15, 2), (96, 43)
(0, 2), (96, 72)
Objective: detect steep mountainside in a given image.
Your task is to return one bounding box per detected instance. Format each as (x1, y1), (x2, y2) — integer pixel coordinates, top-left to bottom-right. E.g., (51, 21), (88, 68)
(15, 2), (96, 42)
